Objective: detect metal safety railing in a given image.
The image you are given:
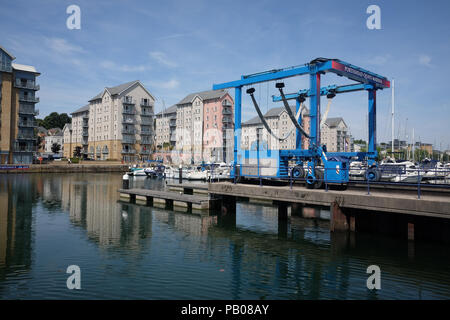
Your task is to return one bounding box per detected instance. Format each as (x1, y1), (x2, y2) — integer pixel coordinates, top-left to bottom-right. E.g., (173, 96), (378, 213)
(216, 162), (450, 199)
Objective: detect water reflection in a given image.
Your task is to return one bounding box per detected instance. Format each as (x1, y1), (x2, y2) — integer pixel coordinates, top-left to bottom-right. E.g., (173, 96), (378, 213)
(0, 173), (450, 299)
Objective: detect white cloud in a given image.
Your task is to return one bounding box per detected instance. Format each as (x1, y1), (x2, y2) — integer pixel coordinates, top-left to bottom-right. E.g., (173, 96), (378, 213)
(45, 38), (85, 55)
(419, 54), (432, 67)
(149, 51), (177, 68)
(367, 54), (391, 66)
(149, 79), (180, 89)
(100, 60), (149, 72)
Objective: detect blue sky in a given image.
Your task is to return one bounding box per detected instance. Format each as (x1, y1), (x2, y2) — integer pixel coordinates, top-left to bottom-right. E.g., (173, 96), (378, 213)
(1, 0), (449, 148)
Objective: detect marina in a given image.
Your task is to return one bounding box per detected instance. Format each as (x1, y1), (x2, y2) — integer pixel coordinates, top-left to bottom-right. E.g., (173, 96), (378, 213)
(1, 172), (450, 299)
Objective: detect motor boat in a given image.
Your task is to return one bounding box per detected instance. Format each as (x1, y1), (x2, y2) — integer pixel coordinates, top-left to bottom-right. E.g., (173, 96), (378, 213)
(389, 161), (423, 183)
(187, 169), (208, 181)
(349, 161), (366, 180)
(127, 167), (147, 176)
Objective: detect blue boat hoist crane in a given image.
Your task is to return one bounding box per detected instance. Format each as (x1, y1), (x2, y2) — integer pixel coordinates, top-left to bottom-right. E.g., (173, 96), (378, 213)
(212, 58), (390, 188)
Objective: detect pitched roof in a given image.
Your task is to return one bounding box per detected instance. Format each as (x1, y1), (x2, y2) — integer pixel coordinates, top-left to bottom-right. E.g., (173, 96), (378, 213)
(71, 105), (89, 115)
(0, 46), (15, 60)
(88, 80), (154, 102)
(156, 104), (177, 116)
(177, 89), (228, 105)
(243, 115), (262, 126)
(324, 117), (346, 128)
(12, 63), (40, 75)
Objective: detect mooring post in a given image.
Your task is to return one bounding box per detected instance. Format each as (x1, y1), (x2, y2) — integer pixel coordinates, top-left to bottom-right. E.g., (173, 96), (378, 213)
(122, 174), (129, 189)
(179, 164), (182, 184)
(330, 201), (349, 232)
(278, 202), (288, 221)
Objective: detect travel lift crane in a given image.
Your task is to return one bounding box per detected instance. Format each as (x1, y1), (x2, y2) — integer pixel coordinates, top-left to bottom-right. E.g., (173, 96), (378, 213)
(212, 58), (390, 189)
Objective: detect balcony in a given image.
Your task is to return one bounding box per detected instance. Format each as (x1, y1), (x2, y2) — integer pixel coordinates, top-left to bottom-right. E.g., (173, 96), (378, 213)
(17, 132), (35, 140)
(14, 79), (40, 91)
(222, 116), (232, 123)
(122, 108), (136, 115)
(140, 118), (152, 125)
(18, 105), (39, 115)
(140, 130), (153, 136)
(222, 100), (232, 107)
(82, 129), (89, 137)
(170, 134), (176, 142)
(169, 119), (177, 127)
(140, 149), (151, 154)
(141, 99), (152, 107)
(122, 128), (136, 135)
(19, 96), (39, 103)
(82, 137), (88, 145)
(18, 120), (37, 128)
(122, 96), (135, 105)
(122, 137), (136, 144)
(122, 118), (136, 124)
(121, 149), (136, 154)
(0, 64), (12, 73)
(14, 143), (34, 152)
(222, 108), (232, 115)
(140, 140), (152, 145)
(82, 121), (89, 128)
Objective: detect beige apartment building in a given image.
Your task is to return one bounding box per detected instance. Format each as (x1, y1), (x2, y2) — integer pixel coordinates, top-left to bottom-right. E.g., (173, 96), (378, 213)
(63, 80), (155, 161)
(320, 117), (350, 152)
(155, 104), (177, 150)
(242, 105), (310, 151)
(175, 89), (234, 164)
(0, 46), (40, 164)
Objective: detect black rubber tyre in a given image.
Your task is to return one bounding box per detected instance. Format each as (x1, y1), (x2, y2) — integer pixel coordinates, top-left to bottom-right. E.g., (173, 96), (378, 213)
(306, 170), (324, 189)
(365, 168), (381, 182)
(291, 166), (305, 180)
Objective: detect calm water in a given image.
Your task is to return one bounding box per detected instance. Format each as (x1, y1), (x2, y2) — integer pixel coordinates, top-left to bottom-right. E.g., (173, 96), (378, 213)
(1, 173), (450, 299)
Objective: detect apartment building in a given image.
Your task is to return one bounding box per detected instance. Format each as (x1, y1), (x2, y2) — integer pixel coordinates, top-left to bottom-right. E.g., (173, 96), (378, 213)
(320, 117), (350, 152)
(155, 104), (177, 149)
(0, 46), (40, 164)
(175, 89), (234, 164)
(241, 105), (310, 151)
(63, 80), (155, 161)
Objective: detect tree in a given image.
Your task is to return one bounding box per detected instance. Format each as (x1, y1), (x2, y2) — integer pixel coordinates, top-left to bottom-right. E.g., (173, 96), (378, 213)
(39, 112), (72, 130)
(51, 143), (61, 154)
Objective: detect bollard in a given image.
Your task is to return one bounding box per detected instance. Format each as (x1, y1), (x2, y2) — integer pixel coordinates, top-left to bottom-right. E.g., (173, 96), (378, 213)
(179, 164), (182, 184)
(122, 174), (129, 189)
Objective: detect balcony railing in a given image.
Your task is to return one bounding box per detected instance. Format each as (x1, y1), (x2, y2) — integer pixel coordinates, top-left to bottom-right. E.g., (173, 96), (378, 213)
(19, 96), (39, 103)
(14, 143), (35, 152)
(140, 149), (151, 154)
(140, 118), (152, 125)
(140, 108), (154, 116)
(122, 118), (136, 124)
(17, 132), (35, 140)
(82, 121), (89, 128)
(82, 138), (88, 145)
(222, 117), (232, 123)
(140, 140), (152, 145)
(122, 108), (136, 115)
(122, 97), (135, 105)
(18, 105), (38, 115)
(18, 120), (37, 128)
(14, 80), (40, 91)
(169, 119), (177, 127)
(122, 128), (136, 134)
(82, 130), (89, 137)
(0, 64), (12, 73)
(141, 99), (152, 107)
(222, 108), (232, 115)
(222, 100), (232, 107)
(121, 149), (136, 154)
(122, 137), (136, 144)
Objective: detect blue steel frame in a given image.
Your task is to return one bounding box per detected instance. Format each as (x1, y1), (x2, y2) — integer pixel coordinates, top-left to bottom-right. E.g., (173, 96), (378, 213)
(212, 58), (390, 182)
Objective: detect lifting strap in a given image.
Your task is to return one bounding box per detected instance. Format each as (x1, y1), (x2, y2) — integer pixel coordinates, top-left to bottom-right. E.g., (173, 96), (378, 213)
(320, 91), (336, 127)
(247, 88), (299, 141)
(276, 85), (311, 139)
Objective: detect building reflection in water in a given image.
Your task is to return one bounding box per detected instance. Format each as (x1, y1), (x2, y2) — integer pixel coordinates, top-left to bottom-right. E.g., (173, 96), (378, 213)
(0, 174), (35, 287)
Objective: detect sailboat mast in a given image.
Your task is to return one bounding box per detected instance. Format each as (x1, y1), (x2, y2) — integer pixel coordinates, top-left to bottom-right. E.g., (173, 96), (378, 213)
(391, 79), (395, 156)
